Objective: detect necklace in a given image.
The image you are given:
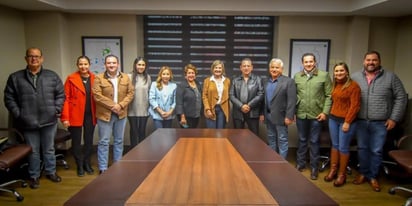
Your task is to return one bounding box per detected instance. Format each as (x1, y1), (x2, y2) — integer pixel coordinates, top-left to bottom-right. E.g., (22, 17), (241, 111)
(81, 76), (89, 84)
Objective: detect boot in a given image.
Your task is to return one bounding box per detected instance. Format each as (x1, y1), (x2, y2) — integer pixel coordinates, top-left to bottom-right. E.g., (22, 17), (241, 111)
(324, 148), (339, 182)
(334, 153), (350, 187)
(84, 159), (94, 175)
(76, 160), (85, 177)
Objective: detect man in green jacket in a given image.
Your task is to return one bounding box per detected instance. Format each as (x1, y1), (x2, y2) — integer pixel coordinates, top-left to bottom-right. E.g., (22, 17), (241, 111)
(294, 53), (332, 180)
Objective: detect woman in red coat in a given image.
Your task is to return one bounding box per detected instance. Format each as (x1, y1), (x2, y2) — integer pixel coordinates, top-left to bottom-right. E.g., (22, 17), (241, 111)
(61, 56), (96, 177)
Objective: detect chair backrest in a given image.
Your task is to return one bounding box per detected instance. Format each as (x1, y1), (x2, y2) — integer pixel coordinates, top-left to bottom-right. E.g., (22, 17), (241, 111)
(397, 135), (412, 150)
(0, 128), (25, 153)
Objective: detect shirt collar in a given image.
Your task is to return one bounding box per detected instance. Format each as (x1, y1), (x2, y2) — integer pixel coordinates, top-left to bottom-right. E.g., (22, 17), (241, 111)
(210, 75), (226, 82)
(105, 70), (121, 79)
(300, 68), (318, 76)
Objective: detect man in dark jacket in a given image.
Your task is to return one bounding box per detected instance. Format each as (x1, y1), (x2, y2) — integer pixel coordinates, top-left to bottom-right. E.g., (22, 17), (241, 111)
(229, 58), (264, 136)
(4, 47), (65, 189)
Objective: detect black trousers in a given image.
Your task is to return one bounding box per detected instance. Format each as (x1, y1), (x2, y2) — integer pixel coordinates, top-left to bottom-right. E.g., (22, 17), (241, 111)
(128, 116), (149, 149)
(68, 114), (95, 165)
(233, 116), (260, 136)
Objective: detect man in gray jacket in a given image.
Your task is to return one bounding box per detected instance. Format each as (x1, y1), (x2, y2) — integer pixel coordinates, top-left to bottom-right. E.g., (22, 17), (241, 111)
(4, 47), (65, 189)
(351, 51), (407, 192)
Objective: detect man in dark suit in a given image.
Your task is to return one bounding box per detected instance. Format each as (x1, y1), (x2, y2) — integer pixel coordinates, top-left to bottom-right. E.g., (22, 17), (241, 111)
(262, 58), (297, 159)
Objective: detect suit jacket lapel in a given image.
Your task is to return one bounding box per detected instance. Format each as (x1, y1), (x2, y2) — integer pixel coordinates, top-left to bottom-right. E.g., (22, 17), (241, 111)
(270, 76), (283, 103)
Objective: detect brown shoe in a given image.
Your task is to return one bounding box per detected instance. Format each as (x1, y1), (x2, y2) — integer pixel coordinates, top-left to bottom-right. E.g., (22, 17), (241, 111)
(352, 174), (366, 185)
(369, 178), (381, 192)
(29, 178), (40, 189)
(45, 173), (62, 183)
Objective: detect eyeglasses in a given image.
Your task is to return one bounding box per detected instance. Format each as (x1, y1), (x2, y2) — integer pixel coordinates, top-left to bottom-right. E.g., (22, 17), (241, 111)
(26, 55), (42, 59)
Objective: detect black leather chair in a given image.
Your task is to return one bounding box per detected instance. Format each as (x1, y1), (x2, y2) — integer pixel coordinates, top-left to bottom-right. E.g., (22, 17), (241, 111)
(0, 128), (32, 201)
(386, 135), (412, 206)
(54, 128), (71, 169)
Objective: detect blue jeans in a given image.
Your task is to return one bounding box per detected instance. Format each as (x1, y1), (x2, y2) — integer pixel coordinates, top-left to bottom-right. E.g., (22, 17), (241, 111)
(328, 118), (357, 154)
(296, 118), (323, 169)
(153, 119), (173, 129)
(97, 114), (127, 171)
(206, 105), (226, 128)
(23, 123), (57, 178)
(266, 121), (289, 159)
(356, 120), (387, 179)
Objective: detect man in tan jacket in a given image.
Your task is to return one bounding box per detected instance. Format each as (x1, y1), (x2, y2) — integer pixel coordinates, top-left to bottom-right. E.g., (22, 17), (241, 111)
(92, 54), (134, 174)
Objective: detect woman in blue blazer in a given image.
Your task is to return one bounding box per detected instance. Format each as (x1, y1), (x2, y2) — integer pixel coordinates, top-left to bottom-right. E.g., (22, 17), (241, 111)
(148, 66), (177, 129)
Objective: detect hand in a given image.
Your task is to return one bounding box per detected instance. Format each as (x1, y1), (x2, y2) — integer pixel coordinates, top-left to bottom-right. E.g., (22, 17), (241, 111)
(156, 107), (165, 117)
(162, 111), (171, 119)
(385, 119), (396, 130)
(206, 109), (214, 119)
(259, 115), (264, 122)
(111, 104), (122, 114)
(180, 116), (187, 125)
(284, 118), (294, 126)
(342, 122), (350, 132)
(316, 113), (327, 121)
(241, 104), (250, 113)
(62, 121), (70, 128)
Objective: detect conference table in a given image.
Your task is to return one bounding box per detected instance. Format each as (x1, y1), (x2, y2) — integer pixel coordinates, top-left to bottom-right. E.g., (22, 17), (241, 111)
(64, 129), (338, 206)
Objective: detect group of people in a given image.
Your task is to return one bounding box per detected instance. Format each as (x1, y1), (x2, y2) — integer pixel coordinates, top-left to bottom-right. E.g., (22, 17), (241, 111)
(3, 47), (407, 194)
(294, 51), (407, 193)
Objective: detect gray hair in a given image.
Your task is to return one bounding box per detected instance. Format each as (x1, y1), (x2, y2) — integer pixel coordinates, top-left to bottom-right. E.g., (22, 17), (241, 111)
(269, 58), (284, 68)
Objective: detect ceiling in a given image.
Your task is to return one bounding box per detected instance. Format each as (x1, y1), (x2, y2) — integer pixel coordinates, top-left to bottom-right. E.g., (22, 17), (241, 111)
(0, 0), (411, 17)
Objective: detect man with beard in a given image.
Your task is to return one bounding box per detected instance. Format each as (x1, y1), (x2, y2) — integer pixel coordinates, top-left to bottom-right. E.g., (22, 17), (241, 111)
(351, 51), (407, 192)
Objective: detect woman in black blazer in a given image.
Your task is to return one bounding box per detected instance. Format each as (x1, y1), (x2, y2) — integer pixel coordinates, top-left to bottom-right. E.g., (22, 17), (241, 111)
(176, 64), (203, 128)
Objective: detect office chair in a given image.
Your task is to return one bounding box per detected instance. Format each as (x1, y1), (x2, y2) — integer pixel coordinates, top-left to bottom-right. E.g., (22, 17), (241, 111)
(319, 121), (331, 172)
(386, 135), (412, 206)
(54, 128), (71, 169)
(0, 128), (32, 202)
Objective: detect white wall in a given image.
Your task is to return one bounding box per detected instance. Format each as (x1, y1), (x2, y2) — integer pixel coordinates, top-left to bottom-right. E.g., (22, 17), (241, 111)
(0, 6), (26, 128)
(65, 14), (139, 79)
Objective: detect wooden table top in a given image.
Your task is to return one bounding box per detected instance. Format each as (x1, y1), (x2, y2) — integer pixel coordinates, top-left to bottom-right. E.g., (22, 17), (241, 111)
(64, 129), (338, 206)
(125, 138), (278, 205)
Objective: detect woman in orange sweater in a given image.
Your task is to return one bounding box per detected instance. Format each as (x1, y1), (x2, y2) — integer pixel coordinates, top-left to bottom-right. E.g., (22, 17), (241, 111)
(61, 56), (96, 177)
(324, 62), (361, 186)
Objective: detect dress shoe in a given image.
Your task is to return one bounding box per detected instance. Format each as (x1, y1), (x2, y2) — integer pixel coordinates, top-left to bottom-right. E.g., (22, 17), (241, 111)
(369, 178), (381, 192)
(310, 168), (319, 180)
(46, 173), (62, 183)
(352, 174), (366, 185)
(77, 167), (85, 177)
(296, 165), (306, 172)
(84, 163), (94, 175)
(29, 177), (40, 189)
